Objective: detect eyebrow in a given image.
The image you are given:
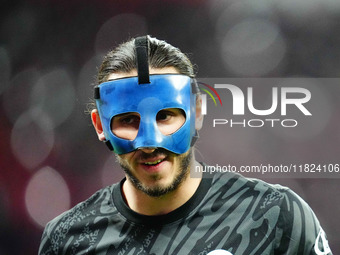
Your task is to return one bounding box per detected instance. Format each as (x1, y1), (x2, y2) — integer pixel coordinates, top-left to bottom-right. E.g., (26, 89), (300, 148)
(114, 112), (140, 117)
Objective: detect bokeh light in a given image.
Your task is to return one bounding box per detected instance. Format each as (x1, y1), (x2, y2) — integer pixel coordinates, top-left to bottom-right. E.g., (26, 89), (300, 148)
(10, 108), (54, 170)
(0, 6), (38, 62)
(3, 67), (40, 124)
(213, 0), (275, 43)
(219, 18), (286, 76)
(95, 13), (148, 55)
(25, 166), (70, 229)
(77, 54), (104, 109)
(30, 68), (75, 129)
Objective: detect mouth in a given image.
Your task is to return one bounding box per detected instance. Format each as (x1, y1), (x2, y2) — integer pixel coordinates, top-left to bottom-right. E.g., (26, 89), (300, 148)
(139, 156), (168, 172)
(143, 159), (164, 166)
(135, 148), (171, 172)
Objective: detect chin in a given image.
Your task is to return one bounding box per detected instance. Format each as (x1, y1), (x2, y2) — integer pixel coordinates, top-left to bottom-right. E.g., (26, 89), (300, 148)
(120, 148), (193, 197)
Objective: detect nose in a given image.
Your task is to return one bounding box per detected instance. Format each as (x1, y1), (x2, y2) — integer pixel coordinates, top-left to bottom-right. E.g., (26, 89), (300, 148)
(138, 147), (157, 154)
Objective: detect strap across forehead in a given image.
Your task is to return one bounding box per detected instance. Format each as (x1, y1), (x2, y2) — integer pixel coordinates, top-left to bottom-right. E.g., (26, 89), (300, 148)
(134, 36), (150, 84)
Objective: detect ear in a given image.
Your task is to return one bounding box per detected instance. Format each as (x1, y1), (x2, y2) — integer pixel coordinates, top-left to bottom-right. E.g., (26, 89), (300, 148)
(91, 109), (106, 141)
(195, 94), (204, 130)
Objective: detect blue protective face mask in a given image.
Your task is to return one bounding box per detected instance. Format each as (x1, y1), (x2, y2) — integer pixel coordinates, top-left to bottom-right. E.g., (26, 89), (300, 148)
(94, 74), (198, 155)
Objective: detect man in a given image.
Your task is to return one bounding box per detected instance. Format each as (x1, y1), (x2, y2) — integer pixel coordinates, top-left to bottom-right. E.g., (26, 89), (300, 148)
(39, 36), (332, 255)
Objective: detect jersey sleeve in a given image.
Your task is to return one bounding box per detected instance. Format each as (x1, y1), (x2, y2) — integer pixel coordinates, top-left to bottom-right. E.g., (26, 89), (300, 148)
(275, 187), (332, 255)
(38, 218), (59, 255)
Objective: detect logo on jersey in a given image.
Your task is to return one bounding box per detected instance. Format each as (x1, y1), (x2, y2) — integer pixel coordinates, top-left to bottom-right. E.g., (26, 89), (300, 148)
(314, 228), (331, 255)
(207, 250), (233, 255)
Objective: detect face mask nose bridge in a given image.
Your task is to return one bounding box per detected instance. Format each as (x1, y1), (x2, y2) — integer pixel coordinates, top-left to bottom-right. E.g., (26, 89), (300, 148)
(133, 97), (165, 149)
(133, 115), (163, 149)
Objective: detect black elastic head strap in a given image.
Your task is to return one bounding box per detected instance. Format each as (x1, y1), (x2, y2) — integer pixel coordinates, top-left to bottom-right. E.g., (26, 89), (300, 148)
(135, 36), (150, 84)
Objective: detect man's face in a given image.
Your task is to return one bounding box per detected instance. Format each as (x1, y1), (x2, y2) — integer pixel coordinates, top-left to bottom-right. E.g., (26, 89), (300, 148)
(108, 67), (194, 197)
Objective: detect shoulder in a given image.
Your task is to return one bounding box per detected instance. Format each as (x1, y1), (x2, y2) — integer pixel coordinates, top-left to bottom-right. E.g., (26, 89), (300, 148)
(210, 171), (291, 199)
(210, 172), (316, 223)
(206, 172), (291, 217)
(210, 172), (332, 254)
(39, 184), (118, 255)
(49, 184), (116, 227)
(211, 171), (309, 201)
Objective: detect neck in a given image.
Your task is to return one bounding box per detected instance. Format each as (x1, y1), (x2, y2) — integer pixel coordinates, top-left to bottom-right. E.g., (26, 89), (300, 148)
(122, 160), (203, 216)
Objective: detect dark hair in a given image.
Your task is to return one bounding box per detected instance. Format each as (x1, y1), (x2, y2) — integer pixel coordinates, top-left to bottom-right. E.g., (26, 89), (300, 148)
(87, 36), (195, 112)
(95, 35), (195, 85)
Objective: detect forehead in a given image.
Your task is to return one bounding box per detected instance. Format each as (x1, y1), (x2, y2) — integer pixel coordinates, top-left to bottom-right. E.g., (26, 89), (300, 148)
(107, 66), (179, 80)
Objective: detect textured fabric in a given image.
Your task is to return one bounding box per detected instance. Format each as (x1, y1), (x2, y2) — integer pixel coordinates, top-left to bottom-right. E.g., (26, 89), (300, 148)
(39, 166), (332, 255)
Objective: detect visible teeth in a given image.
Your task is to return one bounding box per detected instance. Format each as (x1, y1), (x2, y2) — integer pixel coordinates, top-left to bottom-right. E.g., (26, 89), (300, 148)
(144, 159), (162, 165)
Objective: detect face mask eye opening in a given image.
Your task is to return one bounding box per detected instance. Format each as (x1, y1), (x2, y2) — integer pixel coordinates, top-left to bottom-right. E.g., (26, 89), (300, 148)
(111, 112), (141, 140)
(156, 108), (186, 136)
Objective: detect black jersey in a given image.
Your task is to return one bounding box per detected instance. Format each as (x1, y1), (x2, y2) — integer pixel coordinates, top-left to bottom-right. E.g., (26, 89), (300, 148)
(39, 168), (332, 255)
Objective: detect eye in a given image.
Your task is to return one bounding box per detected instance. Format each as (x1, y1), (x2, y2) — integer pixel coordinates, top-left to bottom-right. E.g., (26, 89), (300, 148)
(156, 108), (186, 135)
(156, 110), (174, 122)
(120, 115), (140, 126)
(111, 112), (140, 140)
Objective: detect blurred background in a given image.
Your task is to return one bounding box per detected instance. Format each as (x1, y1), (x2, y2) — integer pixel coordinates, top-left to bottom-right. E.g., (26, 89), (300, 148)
(0, 0), (339, 254)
